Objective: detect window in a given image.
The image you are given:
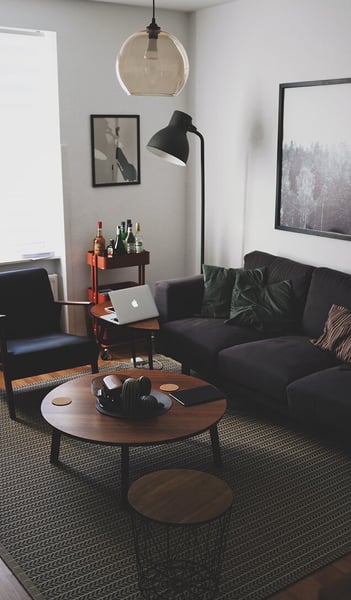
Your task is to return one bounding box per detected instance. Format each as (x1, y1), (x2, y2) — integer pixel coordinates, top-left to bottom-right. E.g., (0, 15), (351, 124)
(0, 27), (64, 263)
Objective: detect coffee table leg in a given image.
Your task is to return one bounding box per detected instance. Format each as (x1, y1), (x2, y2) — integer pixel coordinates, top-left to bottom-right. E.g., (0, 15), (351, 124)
(50, 428), (61, 464)
(210, 424), (222, 466)
(121, 445), (130, 504)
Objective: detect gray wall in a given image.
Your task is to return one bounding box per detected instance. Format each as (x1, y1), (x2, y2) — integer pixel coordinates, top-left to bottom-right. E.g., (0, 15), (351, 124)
(191, 0), (351, 273)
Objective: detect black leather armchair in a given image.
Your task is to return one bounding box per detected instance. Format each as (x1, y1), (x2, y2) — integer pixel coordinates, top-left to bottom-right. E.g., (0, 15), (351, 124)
(0, 267), (99, 419)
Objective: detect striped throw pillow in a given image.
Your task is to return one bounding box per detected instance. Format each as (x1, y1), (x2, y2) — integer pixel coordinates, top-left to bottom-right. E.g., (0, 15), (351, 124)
(311, 304), (351, 363)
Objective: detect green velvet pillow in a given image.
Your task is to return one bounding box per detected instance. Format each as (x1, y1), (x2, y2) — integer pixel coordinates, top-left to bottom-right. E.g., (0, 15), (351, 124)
(200, 265), (236, 318)
(226, 275), (295, 333)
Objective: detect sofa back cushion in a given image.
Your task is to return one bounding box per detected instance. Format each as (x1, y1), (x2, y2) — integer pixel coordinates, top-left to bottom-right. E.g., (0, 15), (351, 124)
(303, 267), (351, 338)
(244, 250), (315, 324)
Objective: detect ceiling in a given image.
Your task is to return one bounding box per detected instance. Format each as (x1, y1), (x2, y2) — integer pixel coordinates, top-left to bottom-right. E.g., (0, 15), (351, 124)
(90, 0), (234, 13)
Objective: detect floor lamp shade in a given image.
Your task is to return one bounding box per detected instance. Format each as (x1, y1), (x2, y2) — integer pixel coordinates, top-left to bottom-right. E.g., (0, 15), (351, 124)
(147, 111), (192, 165)
(147, 111), (205, 271)
(116, 29), (189, 97)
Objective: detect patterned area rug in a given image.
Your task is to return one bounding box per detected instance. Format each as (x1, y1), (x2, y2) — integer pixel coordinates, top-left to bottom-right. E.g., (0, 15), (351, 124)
(0, 354), (175, 398)
(1, 362), (351, 600)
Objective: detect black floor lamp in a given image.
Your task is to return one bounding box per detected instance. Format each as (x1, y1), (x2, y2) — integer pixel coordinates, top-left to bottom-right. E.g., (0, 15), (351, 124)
(146, 111), (205, 272)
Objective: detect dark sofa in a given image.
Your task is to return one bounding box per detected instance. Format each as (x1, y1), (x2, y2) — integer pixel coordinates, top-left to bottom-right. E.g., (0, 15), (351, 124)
(154, 251), (351, 435)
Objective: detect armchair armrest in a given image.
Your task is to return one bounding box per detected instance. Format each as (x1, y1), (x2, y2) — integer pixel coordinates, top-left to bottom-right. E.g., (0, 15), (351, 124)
(154, 275), (204, 323)
(55, 300), (95, 340)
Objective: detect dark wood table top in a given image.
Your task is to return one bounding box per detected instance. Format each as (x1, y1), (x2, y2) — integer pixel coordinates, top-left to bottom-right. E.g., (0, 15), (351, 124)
(91, 302), (160, 332)
(128, 468), (233, 525)
(41, 370), (227, 447)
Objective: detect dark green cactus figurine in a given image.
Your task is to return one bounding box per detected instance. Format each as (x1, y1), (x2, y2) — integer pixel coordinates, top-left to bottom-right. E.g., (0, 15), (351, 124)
(121, 376), (156, 417)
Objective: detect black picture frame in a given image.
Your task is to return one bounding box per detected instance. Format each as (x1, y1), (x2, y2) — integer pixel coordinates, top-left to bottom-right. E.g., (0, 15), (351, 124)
(275, 78), (351, 241)
(90, 114), (140, 187)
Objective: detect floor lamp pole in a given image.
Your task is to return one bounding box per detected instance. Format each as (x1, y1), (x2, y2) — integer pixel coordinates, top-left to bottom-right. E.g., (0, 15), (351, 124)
(193, 130), (205, 272)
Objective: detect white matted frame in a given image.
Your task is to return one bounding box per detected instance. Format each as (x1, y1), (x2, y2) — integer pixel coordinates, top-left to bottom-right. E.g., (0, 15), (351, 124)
(275, 78), (351, 241)
(90, 114), (140, 187)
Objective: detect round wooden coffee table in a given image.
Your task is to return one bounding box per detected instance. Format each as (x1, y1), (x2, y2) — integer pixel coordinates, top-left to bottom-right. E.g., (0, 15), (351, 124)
(41, 370), (227, 503)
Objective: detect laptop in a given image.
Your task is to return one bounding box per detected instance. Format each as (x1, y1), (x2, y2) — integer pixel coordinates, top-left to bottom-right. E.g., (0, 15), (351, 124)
(100, 284), (159, 325)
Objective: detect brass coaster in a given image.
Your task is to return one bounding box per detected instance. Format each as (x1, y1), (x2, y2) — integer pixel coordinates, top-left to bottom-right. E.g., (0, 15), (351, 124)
(52, 397), (72, 406)
(160, 383), (179, 392)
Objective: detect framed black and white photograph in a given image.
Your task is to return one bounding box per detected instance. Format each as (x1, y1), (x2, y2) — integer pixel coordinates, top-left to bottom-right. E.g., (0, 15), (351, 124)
(275, 78), (351, 240)
(90, 114), (140, 186)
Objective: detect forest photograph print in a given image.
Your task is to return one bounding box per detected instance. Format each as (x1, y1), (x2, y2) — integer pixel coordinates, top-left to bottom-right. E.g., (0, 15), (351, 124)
(275, 78), (351, 241)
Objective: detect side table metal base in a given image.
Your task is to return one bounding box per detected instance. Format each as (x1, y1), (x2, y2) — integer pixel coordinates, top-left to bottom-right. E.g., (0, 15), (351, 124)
(131, 511), (231, 600)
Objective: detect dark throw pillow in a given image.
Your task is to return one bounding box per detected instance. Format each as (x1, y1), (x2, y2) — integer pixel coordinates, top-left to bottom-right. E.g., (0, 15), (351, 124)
(199, 265), (267, 319)
(311, 304), (351, 363)
(226, 275), (295, 334)
(199, 265), (236, 318)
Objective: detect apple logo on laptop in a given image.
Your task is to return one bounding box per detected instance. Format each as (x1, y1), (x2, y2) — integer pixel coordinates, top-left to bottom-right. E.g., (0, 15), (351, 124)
(131, 298), (139, 308)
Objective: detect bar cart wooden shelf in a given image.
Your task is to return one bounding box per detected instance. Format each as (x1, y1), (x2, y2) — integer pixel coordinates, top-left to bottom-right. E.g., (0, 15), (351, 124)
(87, 250), (150, 304)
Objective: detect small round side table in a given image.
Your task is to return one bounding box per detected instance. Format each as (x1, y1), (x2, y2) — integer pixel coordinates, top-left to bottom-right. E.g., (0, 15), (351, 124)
(128, 469), (233, 600)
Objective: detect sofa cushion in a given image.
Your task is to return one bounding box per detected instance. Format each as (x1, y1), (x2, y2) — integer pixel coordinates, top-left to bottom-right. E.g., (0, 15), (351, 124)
(200, 265), (236, 318)
(218, 336), (339, 407)
(244, 251), (314, 324)
(227, 278), (295, 334)
(311, 304), (351, 363)
(200, 265), (266, 319)
(287, 366), (351, 433)
(158, 317), (266, 378)
(303, 267), (351, 338)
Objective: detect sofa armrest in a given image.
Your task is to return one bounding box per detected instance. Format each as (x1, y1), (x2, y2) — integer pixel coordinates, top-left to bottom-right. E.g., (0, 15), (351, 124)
(154, 275), (204, 323)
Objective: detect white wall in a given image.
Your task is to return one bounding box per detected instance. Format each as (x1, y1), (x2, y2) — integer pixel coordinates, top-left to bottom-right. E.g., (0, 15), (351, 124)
(0, 0), (191, 331)
(191, 0), (351, 273)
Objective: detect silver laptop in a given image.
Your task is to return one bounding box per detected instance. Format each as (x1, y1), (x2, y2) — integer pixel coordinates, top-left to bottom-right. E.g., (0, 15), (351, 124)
(101, 284), (159, 325)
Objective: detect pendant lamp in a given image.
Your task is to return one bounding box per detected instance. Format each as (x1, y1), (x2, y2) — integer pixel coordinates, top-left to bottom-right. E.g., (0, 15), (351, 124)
(116, 0), (189, 97)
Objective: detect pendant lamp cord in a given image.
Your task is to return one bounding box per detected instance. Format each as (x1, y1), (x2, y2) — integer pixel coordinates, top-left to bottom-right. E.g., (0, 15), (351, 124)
(147, 0), (160, 37)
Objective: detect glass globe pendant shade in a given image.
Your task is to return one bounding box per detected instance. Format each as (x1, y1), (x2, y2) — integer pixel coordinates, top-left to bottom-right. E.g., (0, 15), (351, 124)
(116, 28), (189, 96)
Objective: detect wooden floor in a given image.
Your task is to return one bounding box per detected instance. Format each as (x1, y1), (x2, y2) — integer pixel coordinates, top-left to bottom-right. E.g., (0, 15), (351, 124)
(1, 340), (350, 600)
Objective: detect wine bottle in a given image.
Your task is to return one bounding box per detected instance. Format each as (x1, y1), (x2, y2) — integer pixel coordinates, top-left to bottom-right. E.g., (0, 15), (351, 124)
(135, 222), (144, 253)
(120, 221), (127, 241)
(114, 225), (126, 256)
(125, 225), (136, 254)
(93, 221), (105, 256)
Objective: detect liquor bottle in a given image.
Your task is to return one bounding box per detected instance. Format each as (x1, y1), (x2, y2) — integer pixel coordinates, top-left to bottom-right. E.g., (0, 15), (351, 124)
(125, 225), (136, 254)
(135, 222), (144, 253)
(93, 221), (105, 256)
(106, 239), (114, 258)
(114, 225), (126, 256)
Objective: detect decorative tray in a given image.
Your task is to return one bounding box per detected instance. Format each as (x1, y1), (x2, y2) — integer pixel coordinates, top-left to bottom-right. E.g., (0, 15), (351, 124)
(91, 376), (172, 419)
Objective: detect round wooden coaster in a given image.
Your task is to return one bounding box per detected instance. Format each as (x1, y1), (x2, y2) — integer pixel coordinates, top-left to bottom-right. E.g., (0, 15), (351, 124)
(160, 383), (179, 392)
(52, 397), (72, 406)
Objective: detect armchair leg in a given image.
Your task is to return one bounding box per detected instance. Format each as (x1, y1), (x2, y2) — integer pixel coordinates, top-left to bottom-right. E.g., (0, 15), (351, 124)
(91, 358), (99, 374)
(4, 375), (16, 420)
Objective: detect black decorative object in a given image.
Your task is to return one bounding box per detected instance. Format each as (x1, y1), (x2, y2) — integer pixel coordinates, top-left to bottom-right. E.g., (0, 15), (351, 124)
(92, 375), (172, 419)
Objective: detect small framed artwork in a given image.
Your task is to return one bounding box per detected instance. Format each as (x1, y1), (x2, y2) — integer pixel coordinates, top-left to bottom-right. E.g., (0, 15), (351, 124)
(275, 78), (351, 240)
(90, 114), (140, 186)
